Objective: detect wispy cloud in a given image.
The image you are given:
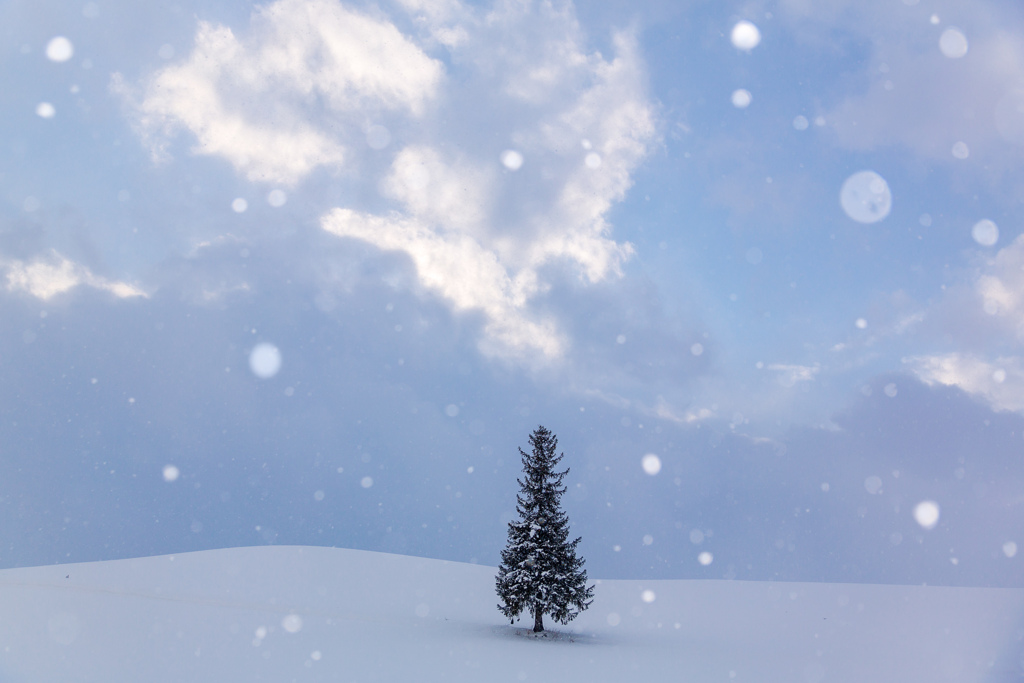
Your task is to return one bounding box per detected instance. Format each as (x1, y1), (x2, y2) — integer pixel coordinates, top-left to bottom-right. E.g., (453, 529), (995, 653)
(897, 235), (1024, 413)
(767, 363), (820, 387)
(322, 206), (564, 357)
(904, 352), (1024, 414)
(974, 235), (1024, 339)
(4, 252), (146, 301)
(778, 0), (1024, 168)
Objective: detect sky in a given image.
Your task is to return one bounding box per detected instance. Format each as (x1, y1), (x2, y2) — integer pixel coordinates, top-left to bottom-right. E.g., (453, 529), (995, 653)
(1, 0), (1023, 586)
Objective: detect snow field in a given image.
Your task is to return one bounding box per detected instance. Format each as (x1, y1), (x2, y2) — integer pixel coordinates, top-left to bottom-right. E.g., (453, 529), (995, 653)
(0, 546), (1021, 682)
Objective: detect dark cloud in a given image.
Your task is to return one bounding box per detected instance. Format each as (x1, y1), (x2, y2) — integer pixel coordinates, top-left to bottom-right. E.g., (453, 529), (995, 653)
(575, 374), (1024, 586)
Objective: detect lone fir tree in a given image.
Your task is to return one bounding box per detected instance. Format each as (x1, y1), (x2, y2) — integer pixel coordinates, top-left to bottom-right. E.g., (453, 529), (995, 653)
(496, 426), (594, 632)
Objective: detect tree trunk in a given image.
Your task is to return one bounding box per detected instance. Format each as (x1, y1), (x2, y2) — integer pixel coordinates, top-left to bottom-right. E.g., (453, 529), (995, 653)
(533, 607), (544, 632)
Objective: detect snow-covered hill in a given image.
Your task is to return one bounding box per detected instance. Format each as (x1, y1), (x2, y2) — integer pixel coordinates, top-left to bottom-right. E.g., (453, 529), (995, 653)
(1, 546), (1021, 682)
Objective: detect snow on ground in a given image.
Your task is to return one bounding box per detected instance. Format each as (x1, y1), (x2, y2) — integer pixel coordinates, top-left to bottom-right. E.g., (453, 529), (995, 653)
(0, 546), (1022, 682)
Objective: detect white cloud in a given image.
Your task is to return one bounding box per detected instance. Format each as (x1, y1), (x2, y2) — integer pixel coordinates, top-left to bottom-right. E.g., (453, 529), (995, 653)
(768, 363), (820, 387)
(321, 207), (563, 357)
(381, 146), (492, 235)
(120, 0), (655, 361)
(860, 231), (1024, 416)
(396, 0), (469, 48)
(322, 5), (655, 359)
(905, 353), (1024, 414)
(4, 252), (146, 301)
(904, 236), (1024, 414)
(975, 235), (1024, 338)
(836, 237), (1024, 373)
(655, 399), (714, 424)
(527, 32), (652, 282)
(116, 0), (442, 184)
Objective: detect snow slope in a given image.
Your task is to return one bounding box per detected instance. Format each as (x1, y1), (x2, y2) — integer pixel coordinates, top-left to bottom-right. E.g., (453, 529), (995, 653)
(0, 546), (1021, 682)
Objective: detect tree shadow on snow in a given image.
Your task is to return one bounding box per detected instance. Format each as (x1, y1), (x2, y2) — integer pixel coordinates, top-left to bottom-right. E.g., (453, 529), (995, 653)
(491, 624), (617, 646)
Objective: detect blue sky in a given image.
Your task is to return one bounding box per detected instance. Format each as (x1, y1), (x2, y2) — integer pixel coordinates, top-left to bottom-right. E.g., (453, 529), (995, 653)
(1, 0), (1022, 586)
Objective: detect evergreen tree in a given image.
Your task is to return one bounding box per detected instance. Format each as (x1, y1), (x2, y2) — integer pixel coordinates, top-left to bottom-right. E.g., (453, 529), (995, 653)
(496, 426), (594, 632)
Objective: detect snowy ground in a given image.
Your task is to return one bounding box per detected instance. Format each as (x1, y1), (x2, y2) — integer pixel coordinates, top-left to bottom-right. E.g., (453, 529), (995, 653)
(1, 546), (1022, 682)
